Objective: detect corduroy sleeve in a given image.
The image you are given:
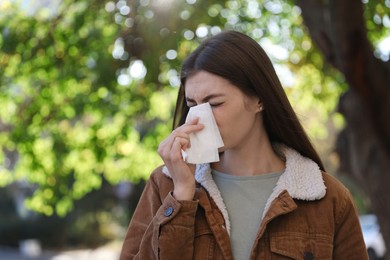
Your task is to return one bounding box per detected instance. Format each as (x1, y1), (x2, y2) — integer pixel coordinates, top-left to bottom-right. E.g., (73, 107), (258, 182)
(333, 188), (368, 259)
(119, 171), (198, 260)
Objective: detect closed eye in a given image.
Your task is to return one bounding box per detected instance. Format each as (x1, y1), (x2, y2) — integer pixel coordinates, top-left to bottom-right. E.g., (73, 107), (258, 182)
(187, 102), (223, 108)
(210, 102), (223, 107)
(185, 94), (225, 107)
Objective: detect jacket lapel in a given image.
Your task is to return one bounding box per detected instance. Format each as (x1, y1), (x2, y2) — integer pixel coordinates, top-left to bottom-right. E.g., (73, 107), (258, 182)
(162, 144), (326, 236)
(262, 144), (326, 219)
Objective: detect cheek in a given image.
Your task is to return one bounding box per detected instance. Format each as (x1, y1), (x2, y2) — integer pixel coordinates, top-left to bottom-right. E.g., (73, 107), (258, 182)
(213, 106), (240, 127)
(212, 111), (225, 136)
(212, 109), (224, 129)
(213, 111), (233, 140)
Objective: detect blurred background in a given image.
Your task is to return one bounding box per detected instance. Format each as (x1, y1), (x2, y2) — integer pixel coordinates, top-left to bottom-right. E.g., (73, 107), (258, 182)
(0, 0), (389, 259)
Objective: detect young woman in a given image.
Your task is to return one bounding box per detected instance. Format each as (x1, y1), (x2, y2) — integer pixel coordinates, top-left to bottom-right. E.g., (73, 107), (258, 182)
(120, 31), (368, 259)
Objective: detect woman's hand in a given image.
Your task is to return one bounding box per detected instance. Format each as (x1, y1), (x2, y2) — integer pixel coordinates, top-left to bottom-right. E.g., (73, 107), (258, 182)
(158, 118), (204, 201)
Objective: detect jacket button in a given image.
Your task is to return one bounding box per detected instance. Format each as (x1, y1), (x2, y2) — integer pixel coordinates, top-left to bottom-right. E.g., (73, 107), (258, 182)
(164, 207), (174, 217)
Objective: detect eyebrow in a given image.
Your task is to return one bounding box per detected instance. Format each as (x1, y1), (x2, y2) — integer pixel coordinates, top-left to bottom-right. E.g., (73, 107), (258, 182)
(185, 94), (225, 103)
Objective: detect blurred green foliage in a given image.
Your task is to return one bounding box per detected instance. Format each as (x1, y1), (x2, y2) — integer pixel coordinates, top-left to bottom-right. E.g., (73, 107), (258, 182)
(0, 0), (388, 216)
(0, 0), (165, 216)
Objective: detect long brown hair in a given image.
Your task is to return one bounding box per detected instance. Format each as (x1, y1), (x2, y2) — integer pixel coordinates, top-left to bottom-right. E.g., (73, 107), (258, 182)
(173, 31), (325, 171)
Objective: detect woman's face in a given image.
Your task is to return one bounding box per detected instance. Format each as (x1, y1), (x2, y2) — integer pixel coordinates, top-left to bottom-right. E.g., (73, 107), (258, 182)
(185, 70), (264, 152)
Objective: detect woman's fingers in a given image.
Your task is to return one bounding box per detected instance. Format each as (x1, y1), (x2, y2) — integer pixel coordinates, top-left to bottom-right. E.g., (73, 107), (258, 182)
(158, 118), (204, 160)
(174, 118), (204, 135)
(156, 119), (203, 200)
(170, 136), (190, 162)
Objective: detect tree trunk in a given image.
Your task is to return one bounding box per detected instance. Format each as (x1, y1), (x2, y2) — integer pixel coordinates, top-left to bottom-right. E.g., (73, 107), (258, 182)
(296, 0), (390, 257)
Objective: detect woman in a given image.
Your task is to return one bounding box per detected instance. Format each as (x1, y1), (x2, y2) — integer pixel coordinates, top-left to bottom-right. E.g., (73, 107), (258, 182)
(120, 31), (368, 259)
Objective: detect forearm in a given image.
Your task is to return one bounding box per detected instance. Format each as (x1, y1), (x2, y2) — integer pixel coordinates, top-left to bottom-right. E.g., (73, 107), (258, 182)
(156, 194), (198, 259)
(120, 185), (198, 260)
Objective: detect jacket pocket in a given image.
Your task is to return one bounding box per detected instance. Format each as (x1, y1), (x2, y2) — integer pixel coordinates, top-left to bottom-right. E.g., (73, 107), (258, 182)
(193, 227), (217, 260)
(270, 232), (333, 259)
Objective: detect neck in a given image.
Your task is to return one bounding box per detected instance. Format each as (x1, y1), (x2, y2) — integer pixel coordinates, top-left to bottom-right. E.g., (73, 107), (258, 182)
(212, 138), (285, 177)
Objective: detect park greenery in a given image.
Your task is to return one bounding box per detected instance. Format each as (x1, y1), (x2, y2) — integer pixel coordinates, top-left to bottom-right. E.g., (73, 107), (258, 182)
(0, 0), (389, 220)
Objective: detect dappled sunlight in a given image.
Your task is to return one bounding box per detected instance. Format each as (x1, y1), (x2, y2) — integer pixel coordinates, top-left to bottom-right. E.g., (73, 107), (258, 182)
(1, 0), (389, 258)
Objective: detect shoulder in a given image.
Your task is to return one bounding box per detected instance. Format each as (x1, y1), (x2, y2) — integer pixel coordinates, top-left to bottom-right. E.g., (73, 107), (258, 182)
(149, 165), (171, 182)
(321, 172), (358, 222)
(147, 165), (174, 196)
(322, 172), (351, 199)
(149, 165), (165, 179)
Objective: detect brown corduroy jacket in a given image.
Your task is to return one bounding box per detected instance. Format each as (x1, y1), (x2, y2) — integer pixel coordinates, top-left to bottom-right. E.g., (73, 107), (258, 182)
(120, 145), (368, 260)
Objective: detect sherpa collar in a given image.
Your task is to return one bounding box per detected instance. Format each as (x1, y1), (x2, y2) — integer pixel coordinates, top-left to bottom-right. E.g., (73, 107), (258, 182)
(162, 144), (326, 235)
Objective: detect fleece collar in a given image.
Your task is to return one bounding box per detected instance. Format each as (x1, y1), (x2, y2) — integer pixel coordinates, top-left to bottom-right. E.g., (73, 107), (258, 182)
(162, 144), (326, 235)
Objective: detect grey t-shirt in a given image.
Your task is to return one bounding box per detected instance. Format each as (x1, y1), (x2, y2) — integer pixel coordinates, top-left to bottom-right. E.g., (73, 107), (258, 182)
(212, 169), (283, 260)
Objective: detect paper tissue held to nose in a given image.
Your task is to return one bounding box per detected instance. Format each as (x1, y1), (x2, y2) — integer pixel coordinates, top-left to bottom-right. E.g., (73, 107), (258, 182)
(183, 103), (224, 164)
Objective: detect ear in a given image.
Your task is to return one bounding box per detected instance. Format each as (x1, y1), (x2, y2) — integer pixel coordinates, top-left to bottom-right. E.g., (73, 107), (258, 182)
(256, 100), (264, 113)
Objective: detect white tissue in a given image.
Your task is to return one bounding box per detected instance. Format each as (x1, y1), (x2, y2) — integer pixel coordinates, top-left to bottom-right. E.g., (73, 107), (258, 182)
(183, 103), (224, 164)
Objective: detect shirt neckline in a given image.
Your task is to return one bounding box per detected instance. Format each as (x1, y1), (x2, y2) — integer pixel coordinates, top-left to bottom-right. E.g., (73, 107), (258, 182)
(211, 169), (284, 181)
